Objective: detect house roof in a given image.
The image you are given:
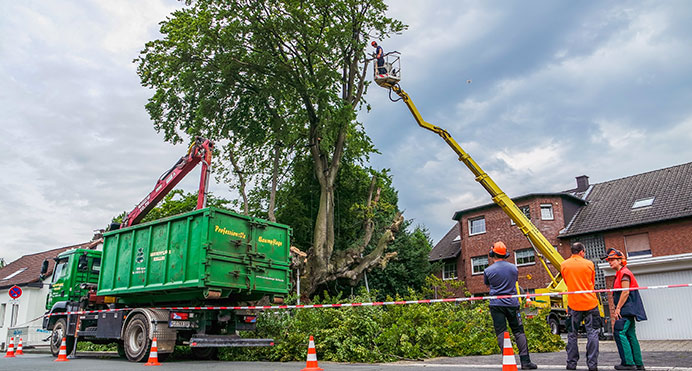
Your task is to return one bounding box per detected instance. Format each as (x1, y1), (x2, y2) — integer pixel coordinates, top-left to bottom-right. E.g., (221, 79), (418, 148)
(560, 162), (692, 237)
(429, 225), (461, 262)
(0, 240), (101, 289)
(452, 192), (586, 220)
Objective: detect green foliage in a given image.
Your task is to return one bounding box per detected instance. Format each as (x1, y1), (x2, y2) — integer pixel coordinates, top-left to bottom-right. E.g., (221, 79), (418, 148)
(523, 308), (565, 353)
(219, 290), (563, 362)
(112, 190), (232, 224)
(76, 342), (117, 351)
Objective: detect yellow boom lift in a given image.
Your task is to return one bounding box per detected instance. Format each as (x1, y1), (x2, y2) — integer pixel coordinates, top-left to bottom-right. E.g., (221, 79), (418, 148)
(374, 52), (603, 334)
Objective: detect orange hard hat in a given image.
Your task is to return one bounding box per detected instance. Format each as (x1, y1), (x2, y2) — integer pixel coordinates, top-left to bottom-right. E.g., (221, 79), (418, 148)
(489, 241), (510, 258)
(371, 41), (377, 46)
(603, 248), (627, 266)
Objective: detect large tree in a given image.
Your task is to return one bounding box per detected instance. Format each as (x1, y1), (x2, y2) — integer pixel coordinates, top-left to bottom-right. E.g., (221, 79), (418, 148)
(137, 0), (406, 298)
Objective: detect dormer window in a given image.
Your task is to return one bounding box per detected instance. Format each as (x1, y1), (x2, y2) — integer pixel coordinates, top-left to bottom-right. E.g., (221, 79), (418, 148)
(632, 197), (654, 209)
(2, 268), (27, 280)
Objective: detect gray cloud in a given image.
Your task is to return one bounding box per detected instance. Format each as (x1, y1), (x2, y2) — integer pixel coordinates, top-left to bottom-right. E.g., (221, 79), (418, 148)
(2, 1), (691, 263)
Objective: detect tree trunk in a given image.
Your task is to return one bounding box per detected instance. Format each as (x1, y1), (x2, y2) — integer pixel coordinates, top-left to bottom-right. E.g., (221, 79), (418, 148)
(267, 143), (280, 222)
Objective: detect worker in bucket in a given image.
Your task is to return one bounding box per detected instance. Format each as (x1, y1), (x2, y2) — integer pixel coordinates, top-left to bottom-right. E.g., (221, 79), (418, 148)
(371, 41), (386, 75)
(484, 241), (538, 370)
(603, 248), (647, 370)
(561, 242), (600, 371)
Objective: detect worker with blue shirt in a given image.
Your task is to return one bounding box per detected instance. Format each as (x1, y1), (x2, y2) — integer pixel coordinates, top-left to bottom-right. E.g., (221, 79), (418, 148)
(484, 241), (538, 370)
(371, 41), (386, 75)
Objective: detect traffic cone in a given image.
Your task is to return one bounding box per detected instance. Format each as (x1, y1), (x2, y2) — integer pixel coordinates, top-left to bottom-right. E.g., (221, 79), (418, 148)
(501, 331), (518, 371)
(4, 337), (15, 358)
(15, 338), (23, 355)
(144, 337), (161, 366)
(301, 335), (323, 371)
(55, 337), (69, 362)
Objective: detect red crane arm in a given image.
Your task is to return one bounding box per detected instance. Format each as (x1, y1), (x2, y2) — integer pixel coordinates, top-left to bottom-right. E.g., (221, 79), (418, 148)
(122, 137), (214, 228)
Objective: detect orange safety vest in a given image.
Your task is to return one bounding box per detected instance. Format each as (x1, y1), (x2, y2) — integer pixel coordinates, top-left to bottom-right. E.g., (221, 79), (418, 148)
(560, 254), (599, 311)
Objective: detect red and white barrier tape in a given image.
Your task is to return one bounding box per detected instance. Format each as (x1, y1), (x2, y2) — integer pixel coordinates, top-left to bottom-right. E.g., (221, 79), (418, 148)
(37, 283), (691, 318)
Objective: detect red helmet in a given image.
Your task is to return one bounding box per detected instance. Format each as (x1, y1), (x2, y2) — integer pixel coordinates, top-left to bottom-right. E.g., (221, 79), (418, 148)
(371, 41), (377, 47)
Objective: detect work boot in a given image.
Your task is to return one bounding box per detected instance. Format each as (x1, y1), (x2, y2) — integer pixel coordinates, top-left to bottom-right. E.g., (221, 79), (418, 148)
(614, 365), (636, 370)
(520, 355), (538, 369)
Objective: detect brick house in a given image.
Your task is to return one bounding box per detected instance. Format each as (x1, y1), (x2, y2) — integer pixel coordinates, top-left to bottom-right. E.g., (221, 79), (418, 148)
(439, 192), (585, 295)
(429, 161), (692, 339)
(560, 162), (692, 340)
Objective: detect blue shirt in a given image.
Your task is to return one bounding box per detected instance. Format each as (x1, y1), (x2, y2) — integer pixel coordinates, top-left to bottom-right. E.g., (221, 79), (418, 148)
(483, 260), (519, 307)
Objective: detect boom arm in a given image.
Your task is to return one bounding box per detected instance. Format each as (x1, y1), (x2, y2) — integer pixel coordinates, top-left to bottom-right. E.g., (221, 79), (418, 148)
(121, 137), (214, 228)
(391, 85), (565, 273)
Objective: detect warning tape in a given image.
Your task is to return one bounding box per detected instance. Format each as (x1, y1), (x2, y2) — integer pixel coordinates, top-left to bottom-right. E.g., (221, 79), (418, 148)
(33, 283), (691, 318)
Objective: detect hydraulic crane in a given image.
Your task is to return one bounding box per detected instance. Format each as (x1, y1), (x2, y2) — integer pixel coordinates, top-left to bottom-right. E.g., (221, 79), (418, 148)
(118, 136), (214, 228)
(374, 52), (603, 333)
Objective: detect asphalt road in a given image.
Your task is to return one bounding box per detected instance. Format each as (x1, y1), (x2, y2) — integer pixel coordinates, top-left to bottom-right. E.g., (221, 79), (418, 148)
(2, 351), (692, 371)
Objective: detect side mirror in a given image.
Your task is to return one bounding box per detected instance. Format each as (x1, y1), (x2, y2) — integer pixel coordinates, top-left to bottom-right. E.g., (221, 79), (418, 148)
(39, 259), (49, 280)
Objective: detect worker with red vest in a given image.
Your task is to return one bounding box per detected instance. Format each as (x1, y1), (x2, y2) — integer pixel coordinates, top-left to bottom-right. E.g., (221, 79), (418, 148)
(561, 242), (600, 371)
(604, 248), (647, 370)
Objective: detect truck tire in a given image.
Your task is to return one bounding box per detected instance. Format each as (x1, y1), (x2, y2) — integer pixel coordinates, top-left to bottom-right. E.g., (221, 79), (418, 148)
(548, 317), (560, 335)
(123, 313), (151, 362)
(50, 318), (74, 357)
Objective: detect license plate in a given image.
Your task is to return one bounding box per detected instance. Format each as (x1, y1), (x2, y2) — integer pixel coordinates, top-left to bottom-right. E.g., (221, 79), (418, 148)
(169, 320), (192, 328)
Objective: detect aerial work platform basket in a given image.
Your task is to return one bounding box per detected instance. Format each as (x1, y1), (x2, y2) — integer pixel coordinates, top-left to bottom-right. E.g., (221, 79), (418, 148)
(373, 51), (401, 88)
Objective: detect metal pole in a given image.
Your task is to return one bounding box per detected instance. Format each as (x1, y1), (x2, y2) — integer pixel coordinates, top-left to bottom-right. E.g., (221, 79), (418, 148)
(296, 268), (301, 305)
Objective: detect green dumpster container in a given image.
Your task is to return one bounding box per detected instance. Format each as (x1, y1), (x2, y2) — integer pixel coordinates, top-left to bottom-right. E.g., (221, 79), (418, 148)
(98, 207), (291, 304)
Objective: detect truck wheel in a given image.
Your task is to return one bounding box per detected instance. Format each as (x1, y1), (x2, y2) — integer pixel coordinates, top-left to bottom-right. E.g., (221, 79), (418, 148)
(50, 318), (74, 357)
(191, 347), (218, 360)
(548, 317), (560, 335)
(123, 314), (151, 362)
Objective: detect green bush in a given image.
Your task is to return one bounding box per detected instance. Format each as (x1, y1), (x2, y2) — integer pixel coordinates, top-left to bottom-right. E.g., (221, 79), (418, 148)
(220, 289), (563, 362)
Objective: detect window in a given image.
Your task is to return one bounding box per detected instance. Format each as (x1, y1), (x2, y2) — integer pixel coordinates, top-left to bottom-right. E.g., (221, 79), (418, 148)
(511, 206), (531, 225)
(91, 258), (101, 273)
(632, 197), (654, 209)
(469, 217), (486, 236)
(540, 204), (554, 220)
(443, 261), (458, 280)
(515, 248), (536, 266)
(0, 303), (5, 328)
(625, 233), (652, 257)
(472, 256), (490, 275)
(10, 304), (18, 327)
(1, 268), (27, 280)
(52, 259), (69, 283)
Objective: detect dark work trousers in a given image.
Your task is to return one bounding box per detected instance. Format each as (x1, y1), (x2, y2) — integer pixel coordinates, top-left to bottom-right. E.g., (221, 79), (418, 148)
(566, 306), (601, 370)
(490, 306), (530, 362)
(377, 58), (386, 74)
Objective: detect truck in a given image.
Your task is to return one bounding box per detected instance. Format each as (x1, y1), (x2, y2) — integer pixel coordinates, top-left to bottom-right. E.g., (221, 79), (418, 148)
(41, 137), (292, 361)
(373, 53), (605, 335)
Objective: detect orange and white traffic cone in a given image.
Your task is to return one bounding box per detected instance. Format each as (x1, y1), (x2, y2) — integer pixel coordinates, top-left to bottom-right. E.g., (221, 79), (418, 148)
(301, 335), (323, 371)
(501, 331), (518, 371)
(15, 338), (23, 355)
(55, 337), (69, 362)
(4, 337), (15, 358)
(144, 337), (161, 366)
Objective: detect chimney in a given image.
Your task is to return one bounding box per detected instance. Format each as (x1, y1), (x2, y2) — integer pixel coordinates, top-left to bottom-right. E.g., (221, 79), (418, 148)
(575, 175), (589, 192)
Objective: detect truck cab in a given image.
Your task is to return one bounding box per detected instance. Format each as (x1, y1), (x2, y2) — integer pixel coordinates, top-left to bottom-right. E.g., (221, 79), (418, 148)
(43, 249), (103, 355)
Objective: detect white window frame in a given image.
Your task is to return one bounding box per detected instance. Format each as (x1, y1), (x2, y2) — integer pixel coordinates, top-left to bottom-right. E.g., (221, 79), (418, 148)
(540, 204), (554, 220)
(632, 197), (654, 209)
(515, 248), (536, 267)
(511, 206), (531, 225)
(0, 303), (5, 328)
(471, 256), (489, 275)
(442, 261), (458, 280)
(468, 217), (486, 236)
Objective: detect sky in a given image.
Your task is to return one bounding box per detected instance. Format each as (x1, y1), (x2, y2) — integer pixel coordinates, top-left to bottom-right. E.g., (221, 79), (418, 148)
(1, 1), (691, 264)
